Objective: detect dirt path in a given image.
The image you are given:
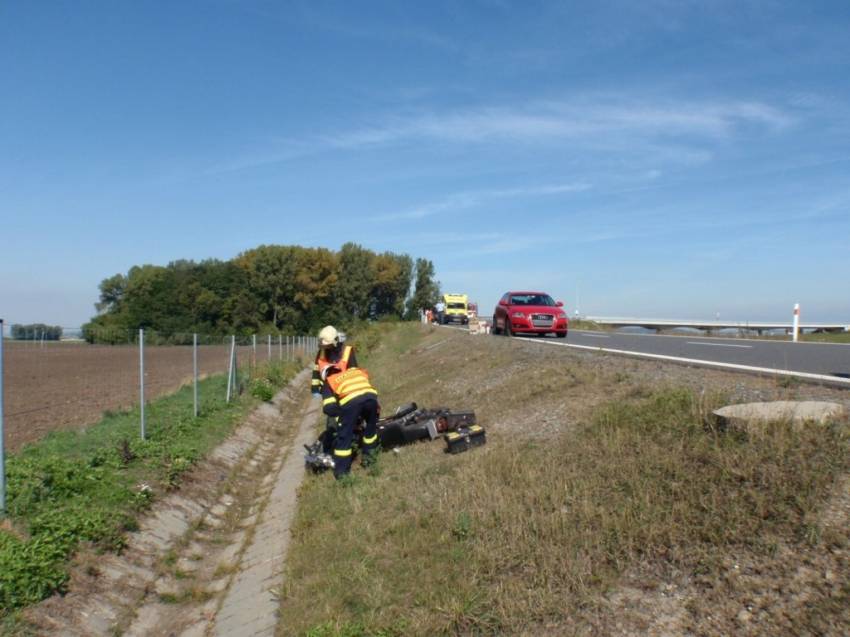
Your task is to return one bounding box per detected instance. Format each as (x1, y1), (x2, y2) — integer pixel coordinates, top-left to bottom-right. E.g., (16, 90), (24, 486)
(23, 369), (320, 636)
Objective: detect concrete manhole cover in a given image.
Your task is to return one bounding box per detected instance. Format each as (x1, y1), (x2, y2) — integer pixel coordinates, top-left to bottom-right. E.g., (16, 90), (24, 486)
(713, 401), (845, 430)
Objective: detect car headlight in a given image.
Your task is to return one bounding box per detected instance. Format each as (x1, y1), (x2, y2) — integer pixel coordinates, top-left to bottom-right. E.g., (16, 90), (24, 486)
(511, 311), (525, 318)
(556, 311), (566, 317)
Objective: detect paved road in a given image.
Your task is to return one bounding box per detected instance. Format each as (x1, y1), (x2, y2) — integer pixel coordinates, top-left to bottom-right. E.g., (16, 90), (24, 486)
(516, 329), (850, 383)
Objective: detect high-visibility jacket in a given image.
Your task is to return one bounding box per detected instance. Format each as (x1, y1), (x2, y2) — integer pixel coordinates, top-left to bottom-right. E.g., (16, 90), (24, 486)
(325, 367), (377, 405)
(313, 344), (357, 394)
(317, 345), (353, 377)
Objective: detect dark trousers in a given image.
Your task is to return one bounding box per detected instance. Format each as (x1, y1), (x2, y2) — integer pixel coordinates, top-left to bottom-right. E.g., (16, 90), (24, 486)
(321, 416), (338, 454)
(333, 395), (379, 478)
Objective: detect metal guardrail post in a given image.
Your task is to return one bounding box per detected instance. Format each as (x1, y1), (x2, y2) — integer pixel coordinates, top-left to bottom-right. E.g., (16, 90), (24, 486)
(226, 335), (236, 402)
(193, 333), (199, 417)
(1, 319), (6, 514)
(139, 328), (146, 440)
(267, 334), (271, 361)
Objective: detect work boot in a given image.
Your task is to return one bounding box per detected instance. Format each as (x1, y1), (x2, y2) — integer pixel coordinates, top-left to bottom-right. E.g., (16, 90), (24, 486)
(361, 451), (377, 468)
(333, 455), (353, 479)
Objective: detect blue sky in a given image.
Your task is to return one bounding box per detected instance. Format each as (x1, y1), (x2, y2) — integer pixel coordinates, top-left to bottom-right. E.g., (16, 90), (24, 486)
(2, 0), (849, 327)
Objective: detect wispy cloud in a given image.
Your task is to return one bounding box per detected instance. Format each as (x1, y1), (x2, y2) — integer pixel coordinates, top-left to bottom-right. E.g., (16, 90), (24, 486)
(370, 182), (590, 222)
(205, 95), (794, 177)
(326, 97), (792, 150)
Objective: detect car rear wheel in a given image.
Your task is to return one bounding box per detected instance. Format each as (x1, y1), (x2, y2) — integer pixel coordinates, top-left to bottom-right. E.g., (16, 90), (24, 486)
(491, 316), (501, 335)
(556, 331), (567, 338)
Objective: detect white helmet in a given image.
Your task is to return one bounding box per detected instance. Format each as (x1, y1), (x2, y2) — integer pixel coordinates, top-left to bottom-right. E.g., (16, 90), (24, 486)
(318, 325), (339, 348)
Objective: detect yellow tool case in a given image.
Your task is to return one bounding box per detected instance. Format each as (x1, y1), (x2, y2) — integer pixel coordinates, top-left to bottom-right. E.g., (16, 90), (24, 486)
(445, 425), (486, 454)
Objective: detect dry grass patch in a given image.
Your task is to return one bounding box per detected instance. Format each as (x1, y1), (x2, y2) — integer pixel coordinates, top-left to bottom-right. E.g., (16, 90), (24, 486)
(279, 324), (850, 636)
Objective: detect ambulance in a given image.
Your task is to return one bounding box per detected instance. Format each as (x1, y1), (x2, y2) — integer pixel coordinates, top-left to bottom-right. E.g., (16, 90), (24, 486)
(441, 293), (469, 325)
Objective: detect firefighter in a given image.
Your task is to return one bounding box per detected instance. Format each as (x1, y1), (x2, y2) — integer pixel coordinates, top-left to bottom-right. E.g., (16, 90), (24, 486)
(312, 326), (350, 454)
(316, 329), (379, 478)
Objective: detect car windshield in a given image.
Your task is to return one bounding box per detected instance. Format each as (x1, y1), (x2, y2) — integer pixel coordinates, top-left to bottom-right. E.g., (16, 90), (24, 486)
(510, 294), (556, 306)
(447, 302), (466, 309)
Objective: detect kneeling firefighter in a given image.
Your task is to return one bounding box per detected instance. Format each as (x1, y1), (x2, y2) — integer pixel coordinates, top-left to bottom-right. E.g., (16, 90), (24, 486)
(312, 326), (357, 454)
(316, 326), (380, 478)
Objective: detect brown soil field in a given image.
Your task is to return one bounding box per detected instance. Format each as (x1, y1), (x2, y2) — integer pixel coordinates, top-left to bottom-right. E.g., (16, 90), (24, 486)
(2, 341), (309, 452)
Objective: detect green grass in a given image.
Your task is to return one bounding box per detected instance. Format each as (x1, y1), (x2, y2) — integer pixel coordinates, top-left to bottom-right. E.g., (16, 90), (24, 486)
(0, 361), (299, 617)
(567, 318), (606, 331)
(279, 324), (850, 636)
(800, 332), (850, 344)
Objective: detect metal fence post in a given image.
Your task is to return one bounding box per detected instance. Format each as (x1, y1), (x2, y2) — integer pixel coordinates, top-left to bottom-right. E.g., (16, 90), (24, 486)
(226, 335), (236, 402)
(278, 334), (282, 361)
(193, 333), (199, 417)
(267, 334), (271, 362)
(139, 328), (146, 440)
(1, 319), (6, 514)
(252, 334), (257, 369)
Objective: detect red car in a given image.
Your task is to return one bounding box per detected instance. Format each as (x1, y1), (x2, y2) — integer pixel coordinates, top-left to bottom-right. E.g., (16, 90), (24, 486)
(492, 291), (568, 338)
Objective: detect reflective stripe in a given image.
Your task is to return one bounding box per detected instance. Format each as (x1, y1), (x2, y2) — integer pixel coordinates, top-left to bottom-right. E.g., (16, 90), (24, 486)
(339, 388), (377, 406)
(333, 448), (352, 457)
(362, 434), (378, 445)
(311, 379), (322, 386)
(328, 368), (370, 394)
(323, 396), (337, 406)
(337, 378), (371, 396)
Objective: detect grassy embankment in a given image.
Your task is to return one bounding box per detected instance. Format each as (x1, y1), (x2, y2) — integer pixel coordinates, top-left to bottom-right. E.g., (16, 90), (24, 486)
(566, 318), (605, 331)
(0, 360), (300, 623)
(281, 322), (850, 636)
(800, 332), (850, 344)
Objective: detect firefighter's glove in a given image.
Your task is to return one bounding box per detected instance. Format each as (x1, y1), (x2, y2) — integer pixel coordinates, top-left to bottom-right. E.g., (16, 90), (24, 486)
(320, 365), (339, 382)
(326, 416), (340, 432)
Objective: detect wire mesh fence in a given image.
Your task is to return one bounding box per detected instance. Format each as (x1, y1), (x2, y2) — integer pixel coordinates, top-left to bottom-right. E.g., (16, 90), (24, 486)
(0, 323), (317, 455)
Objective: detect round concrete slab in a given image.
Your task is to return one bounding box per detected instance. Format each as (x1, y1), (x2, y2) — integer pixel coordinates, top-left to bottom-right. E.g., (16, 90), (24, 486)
(713, 401), (845, 430)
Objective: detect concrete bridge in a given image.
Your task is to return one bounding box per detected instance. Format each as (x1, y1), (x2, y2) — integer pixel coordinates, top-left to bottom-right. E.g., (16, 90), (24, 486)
(583, 317), (850, 336)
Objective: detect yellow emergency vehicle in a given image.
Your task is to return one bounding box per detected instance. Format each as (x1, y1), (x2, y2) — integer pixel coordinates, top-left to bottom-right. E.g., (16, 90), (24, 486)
(441, 293), (469, 325)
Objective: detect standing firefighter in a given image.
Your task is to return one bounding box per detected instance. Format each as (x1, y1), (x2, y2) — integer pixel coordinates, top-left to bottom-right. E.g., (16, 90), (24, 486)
(314, 326), (380, 478)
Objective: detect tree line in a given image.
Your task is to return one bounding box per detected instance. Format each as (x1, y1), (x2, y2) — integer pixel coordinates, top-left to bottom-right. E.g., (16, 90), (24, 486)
(10, 324), (63, 341)
(83, 243), (441, 343)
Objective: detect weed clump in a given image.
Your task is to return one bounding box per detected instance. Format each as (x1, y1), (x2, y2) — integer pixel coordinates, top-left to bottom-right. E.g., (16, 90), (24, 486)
(250, 378), (275, 402)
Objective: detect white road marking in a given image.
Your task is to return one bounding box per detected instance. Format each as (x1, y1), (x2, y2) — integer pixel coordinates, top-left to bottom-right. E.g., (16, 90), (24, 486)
(582, 333), (610, 338)
(686, 341), (752, 349)
(520, 338), (850, 387)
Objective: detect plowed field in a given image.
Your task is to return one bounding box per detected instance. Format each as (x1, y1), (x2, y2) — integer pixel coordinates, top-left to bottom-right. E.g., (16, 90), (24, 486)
(2, 341), (303, 452)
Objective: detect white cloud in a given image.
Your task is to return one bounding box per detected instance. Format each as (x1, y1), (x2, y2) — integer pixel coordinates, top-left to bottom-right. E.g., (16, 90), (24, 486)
(326, 97), (792, 151)
(202, 96), (794, 177)
(370, 182), (590, 222)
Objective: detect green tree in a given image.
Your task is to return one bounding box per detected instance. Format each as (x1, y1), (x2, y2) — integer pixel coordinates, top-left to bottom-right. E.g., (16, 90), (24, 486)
(83, 244), (425, 342)
(334, 242), (374, 321)
(95, 274), (128, 313)
(10, 324), (62, 340)
(371, 252), (412, 318)
(406, 258), (441, 319)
